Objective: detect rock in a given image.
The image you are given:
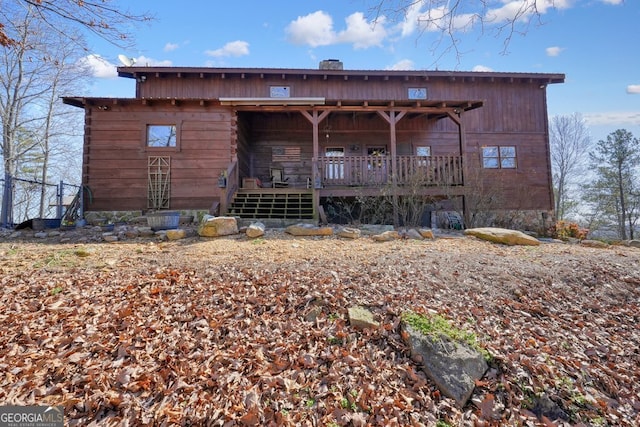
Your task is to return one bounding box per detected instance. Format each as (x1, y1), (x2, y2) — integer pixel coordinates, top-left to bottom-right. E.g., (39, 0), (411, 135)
(348, 306), (380, 330)
(124, 228), (140, 239)
(166, 229), (186, 240)
(404, 229), (424, 240)
(137, 227), (155, 237)
(198, 216), (238, 237)
(285, 224), (333, 237)
(304, 306), (323, 323)
(531, 393), (569, 422)
(371, 230), (401, 242)
(627, 240), (640, 248)
(418, 228), (435, 239)
(360, 224), (395, 235)
(103, 234), (118, 242)
(246, 222), (266, 238)
(337, 227), (361, 239)
(402, 320), (488, 407)
(580, 239), (609, 249)
(34, 232), (48, 239)
(464, 227), (540, 246)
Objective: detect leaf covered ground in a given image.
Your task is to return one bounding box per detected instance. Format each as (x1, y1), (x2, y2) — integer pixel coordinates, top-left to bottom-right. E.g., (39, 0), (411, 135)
(1, 231), (639, 426)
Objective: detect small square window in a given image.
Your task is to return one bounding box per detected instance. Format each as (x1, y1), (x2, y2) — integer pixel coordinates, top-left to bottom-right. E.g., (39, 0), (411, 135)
(500, 146), (516, 157)
(416, 146), (431, 156)
(482, 145), (516, 169)
(147, 125), (176, 147)
(483, 157), (499, 168)
(501, 157), (516, 168)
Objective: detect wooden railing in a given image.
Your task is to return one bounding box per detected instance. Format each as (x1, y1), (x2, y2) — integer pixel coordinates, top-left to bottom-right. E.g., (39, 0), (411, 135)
(313, 155), (463, 187)
(221, 160), (238, 213)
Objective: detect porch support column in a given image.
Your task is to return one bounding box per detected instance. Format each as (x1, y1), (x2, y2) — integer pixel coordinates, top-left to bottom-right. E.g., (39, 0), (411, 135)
(300, 109), (330, 222)
(377, 109), (406, 226)
(447, 109), (469, 225)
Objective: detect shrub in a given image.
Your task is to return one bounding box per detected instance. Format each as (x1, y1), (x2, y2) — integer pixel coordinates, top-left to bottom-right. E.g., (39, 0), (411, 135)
(552, 220), (588, 240)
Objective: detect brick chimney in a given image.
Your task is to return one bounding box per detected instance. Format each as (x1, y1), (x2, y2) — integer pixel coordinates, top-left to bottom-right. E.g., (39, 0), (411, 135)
(319, 59), (343, 70)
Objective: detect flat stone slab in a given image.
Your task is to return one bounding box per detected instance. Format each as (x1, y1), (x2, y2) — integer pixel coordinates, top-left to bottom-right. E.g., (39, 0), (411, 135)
(337, 227), (361, 239)
(464, 227), (540, 246)
(285, 224), (333, 236)
(371, 230), (401, 242)
(348, 306), (380, 330)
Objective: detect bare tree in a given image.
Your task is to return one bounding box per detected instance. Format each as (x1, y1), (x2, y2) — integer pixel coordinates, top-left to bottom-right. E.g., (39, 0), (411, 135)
(1, 0), (151, 47)
(1, 4), (85, 224)
(549, 113), (590, 220)
(367, 0), (576, 62)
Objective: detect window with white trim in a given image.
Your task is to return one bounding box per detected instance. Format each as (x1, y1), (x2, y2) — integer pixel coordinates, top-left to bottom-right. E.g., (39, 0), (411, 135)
(482, 145), (517, 169)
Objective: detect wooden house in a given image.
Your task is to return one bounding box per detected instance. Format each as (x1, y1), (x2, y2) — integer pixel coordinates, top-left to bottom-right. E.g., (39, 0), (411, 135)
(63, 60), (564, 228)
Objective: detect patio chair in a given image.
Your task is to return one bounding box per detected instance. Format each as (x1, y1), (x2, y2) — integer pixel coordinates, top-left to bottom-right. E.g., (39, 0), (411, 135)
(270, 167), (289, 188)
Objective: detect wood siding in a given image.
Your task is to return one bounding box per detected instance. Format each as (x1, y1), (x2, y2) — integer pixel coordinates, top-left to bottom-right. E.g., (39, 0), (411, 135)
(70, 67), (562, 213)
(82, 102), (233, 211)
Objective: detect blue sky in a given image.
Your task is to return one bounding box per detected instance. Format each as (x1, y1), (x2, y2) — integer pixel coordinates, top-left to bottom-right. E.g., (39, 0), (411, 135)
(81, 0), (639, 143)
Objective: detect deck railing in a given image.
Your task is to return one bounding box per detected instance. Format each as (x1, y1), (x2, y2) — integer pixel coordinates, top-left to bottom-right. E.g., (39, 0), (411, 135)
(313, 155), (463, 187)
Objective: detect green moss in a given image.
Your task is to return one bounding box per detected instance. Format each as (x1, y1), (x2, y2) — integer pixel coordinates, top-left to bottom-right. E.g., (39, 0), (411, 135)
(402, 311), (492, 362)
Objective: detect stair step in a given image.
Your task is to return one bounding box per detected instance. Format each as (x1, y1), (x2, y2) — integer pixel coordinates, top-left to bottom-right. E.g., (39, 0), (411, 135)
(229, 190), (314, 220)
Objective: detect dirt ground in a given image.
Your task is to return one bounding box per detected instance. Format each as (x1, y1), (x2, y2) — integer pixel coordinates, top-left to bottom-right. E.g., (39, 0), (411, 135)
(1, 228), (639, 426)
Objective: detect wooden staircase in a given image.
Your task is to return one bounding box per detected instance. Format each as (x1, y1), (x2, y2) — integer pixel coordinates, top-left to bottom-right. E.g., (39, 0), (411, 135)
(228, 189), (314, 220)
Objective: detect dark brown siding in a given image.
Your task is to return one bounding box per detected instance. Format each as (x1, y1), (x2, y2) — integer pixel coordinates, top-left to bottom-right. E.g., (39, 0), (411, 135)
(83, 102), (232, 211)
(78, 68), (559, 213)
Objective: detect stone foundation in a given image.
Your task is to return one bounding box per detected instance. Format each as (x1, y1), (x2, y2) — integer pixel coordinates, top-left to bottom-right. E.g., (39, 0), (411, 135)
(83, 210), (209, 226)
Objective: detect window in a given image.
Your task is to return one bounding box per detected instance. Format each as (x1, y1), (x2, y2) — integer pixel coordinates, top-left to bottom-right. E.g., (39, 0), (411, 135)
(325, 147), (344, 180)
(482, 145), (517, 169)
(416, 146), (431, 166)
(147, 125), (177, 148)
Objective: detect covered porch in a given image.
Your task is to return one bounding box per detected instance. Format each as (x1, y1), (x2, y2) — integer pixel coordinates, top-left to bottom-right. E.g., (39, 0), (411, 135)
(221, 98), (482, 217)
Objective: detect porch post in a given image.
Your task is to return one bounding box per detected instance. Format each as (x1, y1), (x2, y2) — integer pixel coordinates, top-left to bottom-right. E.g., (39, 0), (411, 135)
(378, 110), (406, 226)
(448, 109), (470, 226)
(300, 109), (329, 223)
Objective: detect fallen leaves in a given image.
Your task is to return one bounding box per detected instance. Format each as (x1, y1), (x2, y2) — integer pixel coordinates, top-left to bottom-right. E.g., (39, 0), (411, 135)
(0, 235), (639, 426)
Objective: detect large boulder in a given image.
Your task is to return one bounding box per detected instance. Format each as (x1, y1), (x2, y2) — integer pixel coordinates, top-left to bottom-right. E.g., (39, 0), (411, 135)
(198, 216), (238, 237)
(402, 317), (488, 407)
(285, 224), (333, 237)
(464, 227), (540, 246)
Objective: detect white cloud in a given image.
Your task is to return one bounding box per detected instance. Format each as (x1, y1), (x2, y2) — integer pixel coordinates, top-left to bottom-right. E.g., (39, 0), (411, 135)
(486, 0), (572, 23)
(386, 59), (415, 70)
(337, 12), (387, 49)
(79, 54), (117, 78)
(583, 111), (640, 126)
(164, 42), (179, 52)
(286, 11), (335, 47)
(472, 64), (494, 72)
(546, 46), (564, 57)
(402, 6), (476, 35)
(286, 10), (387, 49)
(205, 40), (250, 58)
(601, 0), (623, 4)
(626, 85), (640, 94)
(134, 56), (172, 67)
